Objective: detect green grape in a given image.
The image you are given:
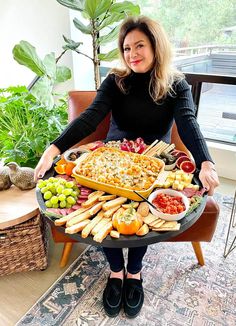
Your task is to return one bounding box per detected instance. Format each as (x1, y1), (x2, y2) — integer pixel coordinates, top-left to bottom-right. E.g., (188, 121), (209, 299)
(52, 203), (59, 208)
(46, 182), (54, 190)
(67, 196), (76, 205)
(66, 181), (74, 188)
(66, 203), (72, 208)
(58, 194), (66, 202)
(59, 200), (67, 208)
(41, 186), (48, 194)
(56, 185), (64, 194)
(48, 177), (55, 182)
(37, 180), (46, 188)
(71, 191), (78, 198)
(44, 191), (52, 200)
(45, 200), (52, 208)
(62, 188), (72, 196)
(51, 196), (59, 204)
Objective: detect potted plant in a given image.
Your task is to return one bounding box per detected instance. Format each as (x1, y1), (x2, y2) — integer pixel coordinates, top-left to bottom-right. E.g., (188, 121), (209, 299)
(56, 0), (140, 88)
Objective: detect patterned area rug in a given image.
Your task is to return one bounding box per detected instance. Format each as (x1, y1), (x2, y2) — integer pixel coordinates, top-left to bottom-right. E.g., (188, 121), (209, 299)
(16, 194), (236, 326)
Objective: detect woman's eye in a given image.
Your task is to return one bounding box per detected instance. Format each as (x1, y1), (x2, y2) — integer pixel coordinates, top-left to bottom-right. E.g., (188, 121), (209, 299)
(124, 47), (130, 52)
(137, 44), (144, 48)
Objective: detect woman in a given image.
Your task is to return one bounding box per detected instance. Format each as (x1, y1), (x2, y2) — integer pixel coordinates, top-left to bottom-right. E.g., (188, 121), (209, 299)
(34, 16), (219, 318)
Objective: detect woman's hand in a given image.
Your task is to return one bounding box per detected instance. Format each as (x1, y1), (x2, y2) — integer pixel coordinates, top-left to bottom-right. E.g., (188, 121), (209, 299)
(34, 144), (60, 182)
(199, 161), (219, 196)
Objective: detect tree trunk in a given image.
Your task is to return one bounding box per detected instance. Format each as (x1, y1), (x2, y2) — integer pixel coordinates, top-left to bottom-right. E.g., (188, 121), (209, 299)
(91, 20), (101, 90)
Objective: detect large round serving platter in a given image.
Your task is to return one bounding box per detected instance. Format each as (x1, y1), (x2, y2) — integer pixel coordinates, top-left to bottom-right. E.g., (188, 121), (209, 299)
(36, 163), (207, 248)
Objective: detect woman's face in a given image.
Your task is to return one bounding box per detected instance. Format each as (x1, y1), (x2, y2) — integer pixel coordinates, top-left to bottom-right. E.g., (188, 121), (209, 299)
(123, 29), (154, 73)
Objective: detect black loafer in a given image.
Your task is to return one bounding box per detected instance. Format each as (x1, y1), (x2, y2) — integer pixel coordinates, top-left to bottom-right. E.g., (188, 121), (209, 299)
(103, 276), (123, 317)
(124, 278), (144, 318)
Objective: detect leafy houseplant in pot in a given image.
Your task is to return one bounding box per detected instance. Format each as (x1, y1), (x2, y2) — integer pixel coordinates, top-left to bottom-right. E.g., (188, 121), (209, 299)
(56, 0), (140, 89)
(0, 41), (72, 167)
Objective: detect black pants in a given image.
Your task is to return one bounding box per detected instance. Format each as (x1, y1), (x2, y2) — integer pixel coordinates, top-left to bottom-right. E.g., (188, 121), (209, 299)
(102, 246), (148, 274)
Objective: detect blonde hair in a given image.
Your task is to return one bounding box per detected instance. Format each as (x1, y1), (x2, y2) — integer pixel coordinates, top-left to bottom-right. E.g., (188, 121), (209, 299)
(110, 16), (183, 102)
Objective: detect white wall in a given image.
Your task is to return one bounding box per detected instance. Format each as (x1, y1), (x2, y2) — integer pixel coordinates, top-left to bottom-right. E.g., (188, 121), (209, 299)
(0, 0), (73, 91)
(69, 10), (94, 90)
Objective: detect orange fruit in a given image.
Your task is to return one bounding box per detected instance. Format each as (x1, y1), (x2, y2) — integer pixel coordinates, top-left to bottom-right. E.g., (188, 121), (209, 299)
(112, 207), (143, 235)
(65, 162), (76, 176)
(56, 157), (67, 166)
(54, 164), (66, 174)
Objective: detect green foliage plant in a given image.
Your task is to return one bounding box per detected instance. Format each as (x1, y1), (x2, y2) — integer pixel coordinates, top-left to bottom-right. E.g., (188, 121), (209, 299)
(13, 41), (72, 109)
(57, 0), (140, 89)
(0, 86), (68, 167)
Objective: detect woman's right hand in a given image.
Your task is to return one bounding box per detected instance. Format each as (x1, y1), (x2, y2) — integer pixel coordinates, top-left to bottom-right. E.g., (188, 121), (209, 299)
(34, 144), (61, 182)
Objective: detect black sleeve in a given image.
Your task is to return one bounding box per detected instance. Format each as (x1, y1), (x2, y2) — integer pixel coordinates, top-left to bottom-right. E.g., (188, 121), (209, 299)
(172, 79), (213, 168)
(52, 74), (118, 153)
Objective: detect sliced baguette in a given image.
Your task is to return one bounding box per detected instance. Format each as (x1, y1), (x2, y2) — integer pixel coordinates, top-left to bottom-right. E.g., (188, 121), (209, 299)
(137, 202), (150, 217)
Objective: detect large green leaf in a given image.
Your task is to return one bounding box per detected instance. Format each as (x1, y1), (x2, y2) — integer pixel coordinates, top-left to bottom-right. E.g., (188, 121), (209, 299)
(31, 77), (54, 109)
(84, 0), (111, 19)
(56, 0), (85, 11)
(98, 12), (124, 30)
(110, 1), (140, 15)
(98, 25), (120, 45)
(43, 53), (56, 79)
(98, 48), (119, 61)
(62, 35), (83, 51)
(12, 41), (46, 76)
(73, 18), (92, 34)
(55, 66), (72, 83)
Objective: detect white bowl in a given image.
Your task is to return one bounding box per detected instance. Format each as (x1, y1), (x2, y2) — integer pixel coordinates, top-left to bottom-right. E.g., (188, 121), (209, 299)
(148, 188), (189, 221)
(63, 147), (89, 162)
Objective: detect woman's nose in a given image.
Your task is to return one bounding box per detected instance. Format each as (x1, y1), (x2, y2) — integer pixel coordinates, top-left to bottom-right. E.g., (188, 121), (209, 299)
(130, 47), (137, 58)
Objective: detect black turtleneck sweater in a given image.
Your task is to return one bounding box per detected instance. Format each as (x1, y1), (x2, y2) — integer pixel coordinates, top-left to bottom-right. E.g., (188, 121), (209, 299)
(53, 72), (212, 168)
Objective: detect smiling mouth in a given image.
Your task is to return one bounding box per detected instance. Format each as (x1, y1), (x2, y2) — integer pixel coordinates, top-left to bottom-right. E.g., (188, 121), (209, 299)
(131, 60), (142, 65)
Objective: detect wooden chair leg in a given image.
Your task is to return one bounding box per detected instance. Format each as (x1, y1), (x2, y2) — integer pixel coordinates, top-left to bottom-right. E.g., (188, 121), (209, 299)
(60, 242), (74, 268)
(191, 241), (205, 266)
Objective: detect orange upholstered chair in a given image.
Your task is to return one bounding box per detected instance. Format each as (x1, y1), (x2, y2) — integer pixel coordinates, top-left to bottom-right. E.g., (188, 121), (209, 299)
(50, 90), (219, 267)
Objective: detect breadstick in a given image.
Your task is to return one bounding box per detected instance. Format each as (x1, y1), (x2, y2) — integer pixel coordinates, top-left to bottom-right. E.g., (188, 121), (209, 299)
(98, 194), (117, 201)
(66, 210), (92, 227)
(88, 202), (103, 215)
(103, 205), (121, 218)
(65, 219), (91, 234)
(93, 221), (113, 243)
(102, 197), (127, 211)
(88, 190), (105, 200)
(91, 218), (111, 236)
(55, 207), (89, 226)
(82, 191), (105, 207)
(142, 139), (159, 155)
(81, 211), (104, 238)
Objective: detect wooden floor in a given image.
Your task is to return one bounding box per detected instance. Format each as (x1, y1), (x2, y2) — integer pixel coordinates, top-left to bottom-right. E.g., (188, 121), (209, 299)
(0, 177), (235, 326)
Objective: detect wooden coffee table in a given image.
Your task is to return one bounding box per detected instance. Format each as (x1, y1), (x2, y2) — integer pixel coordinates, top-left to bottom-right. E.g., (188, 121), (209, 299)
(0, 186), (39, 230)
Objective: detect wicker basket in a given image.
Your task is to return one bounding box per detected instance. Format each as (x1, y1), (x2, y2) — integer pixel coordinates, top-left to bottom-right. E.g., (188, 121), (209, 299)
(0, 214), (49, 276)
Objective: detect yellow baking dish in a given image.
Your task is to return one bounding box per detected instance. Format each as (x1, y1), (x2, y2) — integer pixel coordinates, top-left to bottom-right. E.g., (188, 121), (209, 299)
(72, 150), (166, 201)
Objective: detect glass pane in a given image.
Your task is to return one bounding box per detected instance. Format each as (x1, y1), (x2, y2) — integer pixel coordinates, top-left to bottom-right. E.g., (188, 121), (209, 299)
(197, 83), (236, 144)
(135, 0), (236, 76)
